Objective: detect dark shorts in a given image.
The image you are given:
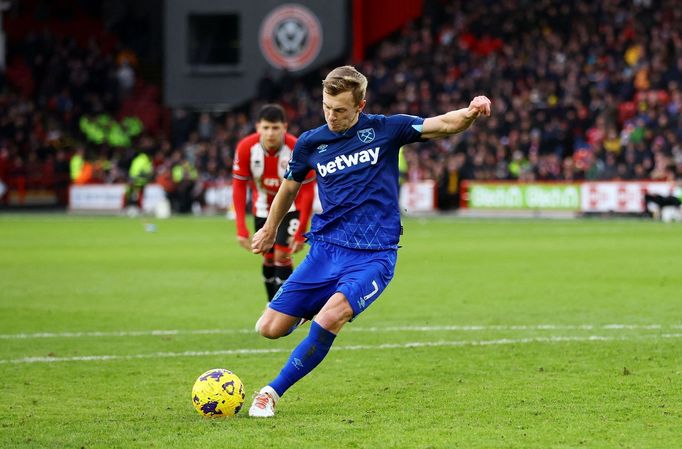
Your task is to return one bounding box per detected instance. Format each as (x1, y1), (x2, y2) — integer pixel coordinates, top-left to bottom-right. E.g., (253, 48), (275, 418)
(254, 211), (300, 253)
(269, 240), (398, 320)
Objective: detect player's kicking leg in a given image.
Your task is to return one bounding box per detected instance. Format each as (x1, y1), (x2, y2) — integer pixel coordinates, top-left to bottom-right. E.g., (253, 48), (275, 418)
(249, 240), (391, 418)
(254, 308), (304, 338)
(249, 293), (352, 418)
(250, 307), (307, 417)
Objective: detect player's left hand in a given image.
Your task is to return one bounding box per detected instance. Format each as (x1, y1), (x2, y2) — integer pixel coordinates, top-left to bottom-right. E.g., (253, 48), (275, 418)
(466, 96), (492, 119)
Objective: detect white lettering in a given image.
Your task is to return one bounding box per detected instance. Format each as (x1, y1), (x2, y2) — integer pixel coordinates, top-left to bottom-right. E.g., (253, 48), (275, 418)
(368, 147), (380, 165)
(316, 147), (381, 178)
(340, 153), (359, 167)
(334, 156), (345, 170)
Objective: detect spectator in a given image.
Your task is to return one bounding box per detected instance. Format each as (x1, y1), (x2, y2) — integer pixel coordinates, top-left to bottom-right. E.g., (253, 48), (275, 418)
(2, 0), (682, 210)
(170, 152), (199, 214)
(437, 153), (465, 211)
(125, 139), (154, 210)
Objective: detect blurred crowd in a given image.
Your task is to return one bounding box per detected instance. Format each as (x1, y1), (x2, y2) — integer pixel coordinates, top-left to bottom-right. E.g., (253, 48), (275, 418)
(263, 0), (682, 208)
(0, 0), (148, 204)
(365, 0), (682, 207)
(379, 0), (682, 209)
(1, 0), (681, 210)
(172, 0), (682, 210)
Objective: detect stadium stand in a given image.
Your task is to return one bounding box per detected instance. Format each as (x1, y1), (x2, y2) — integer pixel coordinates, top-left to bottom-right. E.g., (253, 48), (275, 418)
(1, 0), (680, 210)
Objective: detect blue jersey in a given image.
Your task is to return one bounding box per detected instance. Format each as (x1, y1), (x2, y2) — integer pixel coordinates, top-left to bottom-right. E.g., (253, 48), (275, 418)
(285, 112), (425, 250)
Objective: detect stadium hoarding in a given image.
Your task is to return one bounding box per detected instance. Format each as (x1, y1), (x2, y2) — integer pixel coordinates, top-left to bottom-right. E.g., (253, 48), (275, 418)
(400, 180), (436, 214)
(69, 184), (230, 213)
(463, 182), (581, 210)
(69, 184), (127, 211)
(580, 181), (675, 213)
(68, 181), (677, 215)
(67, 183), (316, 215)
(461, 181), (678, 213)
(69, 184), (165, 213)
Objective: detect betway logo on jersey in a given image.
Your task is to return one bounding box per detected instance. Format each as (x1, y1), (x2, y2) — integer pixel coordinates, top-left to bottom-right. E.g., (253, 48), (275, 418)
(316, 147), (380, 177)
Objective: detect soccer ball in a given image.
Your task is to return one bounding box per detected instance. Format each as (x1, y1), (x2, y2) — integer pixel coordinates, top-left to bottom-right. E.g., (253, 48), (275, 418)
(191, 369), (245, 417)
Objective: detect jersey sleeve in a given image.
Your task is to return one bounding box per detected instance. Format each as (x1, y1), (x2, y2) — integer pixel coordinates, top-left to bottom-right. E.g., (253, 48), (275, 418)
(293, 177), (315, 242)
(232, 138), (252, 180)
(284, 132), (313, 183)
(231, 177), (249, 238)
(385, 114), (426, 147)
(284, 132), (298, 150)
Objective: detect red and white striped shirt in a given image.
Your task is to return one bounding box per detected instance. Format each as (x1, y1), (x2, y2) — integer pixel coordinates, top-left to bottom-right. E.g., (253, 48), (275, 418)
(232, 132), (315, 240)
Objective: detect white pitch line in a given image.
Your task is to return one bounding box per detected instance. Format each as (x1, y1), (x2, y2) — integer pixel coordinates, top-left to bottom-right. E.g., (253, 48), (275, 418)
(0, 329), (254, 339)
(1, 333), (681, 365)
(350, 324), (670, 332)
(0, 324), (679, 340)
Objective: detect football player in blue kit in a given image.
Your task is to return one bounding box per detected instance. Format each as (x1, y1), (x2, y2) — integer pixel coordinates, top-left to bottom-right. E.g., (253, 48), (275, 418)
(248, 65), (491, 417)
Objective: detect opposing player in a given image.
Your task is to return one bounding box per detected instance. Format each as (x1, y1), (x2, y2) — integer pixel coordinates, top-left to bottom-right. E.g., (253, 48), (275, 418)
(248, 66), (491, 417)
(232, 104), (315, 301)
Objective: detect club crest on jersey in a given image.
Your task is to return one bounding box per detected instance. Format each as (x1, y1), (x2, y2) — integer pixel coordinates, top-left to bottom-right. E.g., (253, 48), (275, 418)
(357, 128), (375, 143)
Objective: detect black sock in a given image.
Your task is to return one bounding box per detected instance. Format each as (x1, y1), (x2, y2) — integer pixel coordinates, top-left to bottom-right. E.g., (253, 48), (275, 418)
(262, 264), (277, 301)
(274, 264), (293, 291)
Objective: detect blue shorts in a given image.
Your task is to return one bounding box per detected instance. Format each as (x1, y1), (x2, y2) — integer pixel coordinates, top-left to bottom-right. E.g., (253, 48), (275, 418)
(269, 240), (398, 320)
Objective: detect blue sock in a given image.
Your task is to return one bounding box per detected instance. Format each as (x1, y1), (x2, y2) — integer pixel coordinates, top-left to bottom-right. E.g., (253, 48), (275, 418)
(269, 321), (337, 397)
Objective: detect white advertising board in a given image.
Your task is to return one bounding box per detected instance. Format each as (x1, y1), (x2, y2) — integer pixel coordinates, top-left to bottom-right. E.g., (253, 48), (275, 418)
(580, 182), (675, 213)
(69, 184), (166, 212)
(69, 184), (127, 211)
(204, 184), (233, 210)
(400, 181), (436, 214)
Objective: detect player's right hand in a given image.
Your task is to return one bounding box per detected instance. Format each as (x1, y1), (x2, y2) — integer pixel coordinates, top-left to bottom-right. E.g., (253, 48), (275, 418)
(236, 236), (252, 251)
(289, 236), (305, 254)
(466, 95), (492, 119)
(251, 228), (275, 254)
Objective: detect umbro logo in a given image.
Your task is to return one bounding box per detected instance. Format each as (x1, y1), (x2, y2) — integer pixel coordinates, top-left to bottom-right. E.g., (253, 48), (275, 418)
(317, 144), (328, 153)
(357, 128), (375, 144)
(292, 358), (303, 370)
(358, 280), (379, 309)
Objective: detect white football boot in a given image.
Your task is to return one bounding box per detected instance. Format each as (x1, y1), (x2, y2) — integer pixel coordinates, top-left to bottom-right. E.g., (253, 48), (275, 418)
(248, 386), (279, 418)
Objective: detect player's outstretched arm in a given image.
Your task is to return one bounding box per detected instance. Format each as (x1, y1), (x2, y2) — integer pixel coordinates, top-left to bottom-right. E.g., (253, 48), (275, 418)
(421, 95), (491, 140)
(252, 179), (301, 254)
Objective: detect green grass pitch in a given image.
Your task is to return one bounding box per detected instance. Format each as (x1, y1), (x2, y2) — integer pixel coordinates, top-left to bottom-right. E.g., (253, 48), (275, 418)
(0, 214), (681, 449)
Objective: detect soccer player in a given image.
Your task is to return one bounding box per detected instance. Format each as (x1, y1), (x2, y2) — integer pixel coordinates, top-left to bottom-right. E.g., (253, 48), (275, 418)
(232, 104), (315, 301)
(248, 66), (491, 417)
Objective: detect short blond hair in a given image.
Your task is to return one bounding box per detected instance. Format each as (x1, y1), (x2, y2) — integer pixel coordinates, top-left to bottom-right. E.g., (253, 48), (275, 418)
(322, 65), (367, 106)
